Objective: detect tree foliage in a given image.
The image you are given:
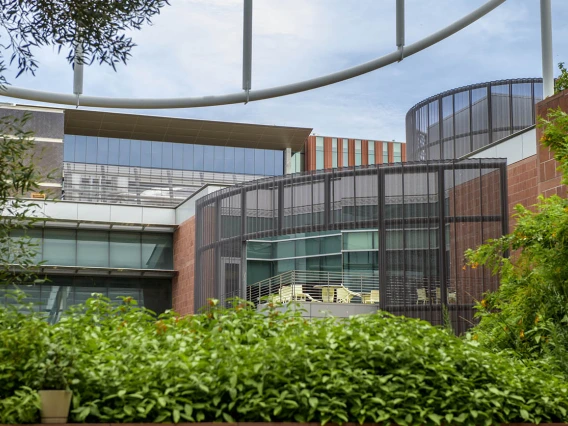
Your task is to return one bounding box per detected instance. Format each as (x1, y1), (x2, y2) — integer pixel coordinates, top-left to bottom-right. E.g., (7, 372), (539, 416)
(465, 107), (568, 376)
(555, 62), (568, 95)
(1, 294), (568, 425)
(0, 114), (45, 286)
(0, 0), (169, 87)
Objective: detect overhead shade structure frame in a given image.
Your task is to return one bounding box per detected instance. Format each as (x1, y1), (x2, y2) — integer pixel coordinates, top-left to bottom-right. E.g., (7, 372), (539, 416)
(1, 0), (506, 109)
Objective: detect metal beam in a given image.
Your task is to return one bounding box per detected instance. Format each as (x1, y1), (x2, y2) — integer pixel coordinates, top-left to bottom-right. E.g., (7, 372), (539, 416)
(73, 43), (84, 98)
(396, 0), (405, 58)
(540, 0), (554, 98)
(242, 0), (253, 94)
(0, 0), (506, 109)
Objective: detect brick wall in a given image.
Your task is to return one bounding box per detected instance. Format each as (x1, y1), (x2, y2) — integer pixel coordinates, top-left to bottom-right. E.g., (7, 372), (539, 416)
(172, 216), (196, 315)
(506, 156), (539, 229)
(536, 89), (568, 198)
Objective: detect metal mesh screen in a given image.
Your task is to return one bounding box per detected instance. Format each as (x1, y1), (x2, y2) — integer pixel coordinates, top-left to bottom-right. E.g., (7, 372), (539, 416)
(194, 159), (507, 333)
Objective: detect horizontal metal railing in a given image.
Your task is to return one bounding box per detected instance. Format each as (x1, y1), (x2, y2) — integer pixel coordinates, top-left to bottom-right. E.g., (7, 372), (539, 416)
(247, 270), (380, 305)
(247, 270), (463, 306)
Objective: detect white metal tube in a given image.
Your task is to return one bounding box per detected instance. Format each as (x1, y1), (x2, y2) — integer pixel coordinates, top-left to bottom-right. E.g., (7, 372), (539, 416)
(242, 0), (253, 92)
(0, 0), (506, 109)
(396, 0), (405, 49)
(540, 0), (554, 98)
(73, 43), (84, 96)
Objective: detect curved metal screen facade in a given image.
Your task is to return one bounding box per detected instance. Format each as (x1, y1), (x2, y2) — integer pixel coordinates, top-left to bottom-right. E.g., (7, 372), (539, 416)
(195, 159), (508, 332)
(406, 78), (543, 161)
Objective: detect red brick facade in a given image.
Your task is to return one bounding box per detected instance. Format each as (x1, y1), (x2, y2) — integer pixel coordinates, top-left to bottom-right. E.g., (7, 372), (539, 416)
(536, 90), (568, 199)
(172, 216), (196, 315)
(305, 136), (406, 171)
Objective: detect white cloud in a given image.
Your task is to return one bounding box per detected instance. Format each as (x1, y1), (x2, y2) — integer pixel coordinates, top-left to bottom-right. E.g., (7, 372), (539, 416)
(1, 0), (567, 141)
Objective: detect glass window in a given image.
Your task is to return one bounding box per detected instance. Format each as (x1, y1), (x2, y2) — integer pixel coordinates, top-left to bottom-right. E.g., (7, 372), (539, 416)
(110, 233), (141, 269)
(393, 143), (402, 163)
(140, 141), (152, 168)
(247, 260), (272, 285)
(130, 139), (141, 167)
(214, 146), (224, 172)
(245, 149), (255, 174)
(151, 141), (162, 168)
(355, 140), (362, 166)
(142, 234), (173, 269)
(77, 231), (108, 267)
(368, 142), (375, 165)
(44, 229), (76, 266)
(235, 148), (245, 174)
(204, 146), (214, 172)
(275, 259), (294, 275)
(182, 144), (193, 170)
(343, 251), (378, 273)
(295, 238), (319, 256)
(172, 143), (183, 170)
(343, 231), (378, 250)
(10, 228), (42, 264)
(85, 136), (98, 164)
(63, 135), (75, 162)
(247, 241), (272, 259)
(264, 150), (275, 176)
(74, 136), (87, 163)
(96, 137), (109, 164)
(322, 235), (341, 254)
(383, 143), (389, 163)
(274, 150), (284, 175)
(331, 138), (338, 168)
(193, 145), (204, 171)
(224, 147), (235, 173)
(108, 137), (119, 165)
(316, 136), (324, 170)
(162, 143), (173, 169)
(118, 139), (130, 166)
(275, 240), (294, 258)
(254, 149), (265, 175)
(343, 139), (349, 167)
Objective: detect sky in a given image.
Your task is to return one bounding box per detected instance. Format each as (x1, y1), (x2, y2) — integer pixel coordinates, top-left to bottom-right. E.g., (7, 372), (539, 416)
(1, 0), (567, 142)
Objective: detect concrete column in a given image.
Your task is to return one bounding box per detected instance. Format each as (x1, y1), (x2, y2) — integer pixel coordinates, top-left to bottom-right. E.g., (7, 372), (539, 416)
(284, 148), (292, 174)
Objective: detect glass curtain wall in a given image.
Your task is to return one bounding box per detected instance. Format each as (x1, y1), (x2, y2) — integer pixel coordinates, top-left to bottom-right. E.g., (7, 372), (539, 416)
(406, 78), (543, 161)
(195, 158), (507, 333)
(64, 135), (285, 176)
(0, 276), (172, 323)
(9, 229), (173, 270)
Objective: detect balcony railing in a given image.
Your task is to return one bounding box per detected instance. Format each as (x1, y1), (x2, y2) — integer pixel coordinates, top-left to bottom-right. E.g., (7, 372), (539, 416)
(247, 270), (458, 306)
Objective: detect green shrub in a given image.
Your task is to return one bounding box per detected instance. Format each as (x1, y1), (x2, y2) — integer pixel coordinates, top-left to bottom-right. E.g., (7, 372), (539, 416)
(465, 107), (568, 376)
(0, 387), (40, 424)
(2, 294), (567, 425)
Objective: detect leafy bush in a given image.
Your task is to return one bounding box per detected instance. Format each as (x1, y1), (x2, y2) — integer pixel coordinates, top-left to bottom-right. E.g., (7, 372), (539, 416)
(555, 62), (568, 94)
(0, 387), (40, 424)
(465, 107), (568, 376)
(1, 294), (567, 425)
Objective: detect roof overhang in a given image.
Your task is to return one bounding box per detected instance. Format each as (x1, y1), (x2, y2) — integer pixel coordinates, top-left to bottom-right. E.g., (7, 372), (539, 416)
(63, 108), (312, 152)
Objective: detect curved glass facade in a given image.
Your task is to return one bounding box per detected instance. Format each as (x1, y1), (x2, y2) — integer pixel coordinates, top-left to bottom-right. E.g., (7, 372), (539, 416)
(194, 159), (508, 332)
(405, 78), (543, 161)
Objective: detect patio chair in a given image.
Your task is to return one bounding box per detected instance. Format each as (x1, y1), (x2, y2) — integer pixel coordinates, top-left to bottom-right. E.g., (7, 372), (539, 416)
(362, 290), (380, 304)
(416, 288), (430, 304)
(336, 286), (361, 304)
(321, 287), (335, 303)
(291, 285), (319, 302)
(279, 285), (293, 303)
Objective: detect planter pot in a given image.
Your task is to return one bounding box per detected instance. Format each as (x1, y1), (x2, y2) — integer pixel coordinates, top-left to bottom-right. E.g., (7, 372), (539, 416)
(38, 390), (72, 424)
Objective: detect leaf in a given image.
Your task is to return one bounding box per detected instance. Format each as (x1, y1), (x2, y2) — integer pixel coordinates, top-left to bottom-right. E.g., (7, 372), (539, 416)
(428, 413), (443, 425)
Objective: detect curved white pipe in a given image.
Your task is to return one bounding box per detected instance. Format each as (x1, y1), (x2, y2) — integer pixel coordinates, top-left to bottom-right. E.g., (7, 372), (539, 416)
(0, 0), (506, 109)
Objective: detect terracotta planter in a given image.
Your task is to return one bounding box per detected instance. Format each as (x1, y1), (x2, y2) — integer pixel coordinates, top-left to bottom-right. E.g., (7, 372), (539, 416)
(38, 390), (72, 424)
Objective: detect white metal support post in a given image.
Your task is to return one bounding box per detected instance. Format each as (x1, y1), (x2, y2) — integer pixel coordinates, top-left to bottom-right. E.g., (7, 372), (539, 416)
(242, 0), (253, 103)
(540, 0), (554, 98)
